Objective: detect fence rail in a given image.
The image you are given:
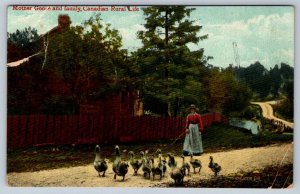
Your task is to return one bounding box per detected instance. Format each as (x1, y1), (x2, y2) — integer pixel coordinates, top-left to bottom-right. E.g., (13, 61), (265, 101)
(7, 113), (225, 149)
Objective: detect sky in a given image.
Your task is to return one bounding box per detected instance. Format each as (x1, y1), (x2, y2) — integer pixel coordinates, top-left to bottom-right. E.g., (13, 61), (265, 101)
(7, 5), (294, 69)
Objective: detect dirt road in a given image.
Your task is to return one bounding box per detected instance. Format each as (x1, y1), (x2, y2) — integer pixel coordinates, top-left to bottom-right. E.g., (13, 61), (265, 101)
(7, 143), (293, 187)
(251, 101), (294, 128)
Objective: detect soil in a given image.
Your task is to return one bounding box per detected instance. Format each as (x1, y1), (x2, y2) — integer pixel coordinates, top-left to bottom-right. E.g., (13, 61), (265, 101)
(7, 142), (293, 187)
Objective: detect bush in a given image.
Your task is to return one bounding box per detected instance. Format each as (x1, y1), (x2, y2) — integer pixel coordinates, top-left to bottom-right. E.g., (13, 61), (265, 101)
(272, 99), (293, 122)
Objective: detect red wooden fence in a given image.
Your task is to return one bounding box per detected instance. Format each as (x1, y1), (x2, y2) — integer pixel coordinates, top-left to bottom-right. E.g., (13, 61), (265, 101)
(7, 113), (225, 149)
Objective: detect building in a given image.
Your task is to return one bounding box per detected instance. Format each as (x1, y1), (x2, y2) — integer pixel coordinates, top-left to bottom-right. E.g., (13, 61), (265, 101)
(7, 14), (143, 116)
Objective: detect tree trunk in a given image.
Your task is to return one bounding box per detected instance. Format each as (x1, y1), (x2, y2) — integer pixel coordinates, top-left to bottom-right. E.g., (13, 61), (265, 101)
(164, 9), (171, 117)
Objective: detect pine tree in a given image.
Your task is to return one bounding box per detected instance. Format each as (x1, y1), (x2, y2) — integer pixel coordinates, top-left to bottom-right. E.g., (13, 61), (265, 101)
(137, 6), (208, 117)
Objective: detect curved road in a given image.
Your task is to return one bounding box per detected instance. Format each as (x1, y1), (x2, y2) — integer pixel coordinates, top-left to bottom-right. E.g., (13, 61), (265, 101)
(251, 101), (293, 129)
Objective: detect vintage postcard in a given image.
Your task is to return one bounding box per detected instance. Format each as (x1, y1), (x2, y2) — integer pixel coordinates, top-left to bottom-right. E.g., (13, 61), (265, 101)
(7, 5), (294, 188)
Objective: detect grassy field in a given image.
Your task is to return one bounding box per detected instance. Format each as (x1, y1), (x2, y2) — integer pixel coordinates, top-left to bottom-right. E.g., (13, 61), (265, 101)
(7, 124), (293, 173)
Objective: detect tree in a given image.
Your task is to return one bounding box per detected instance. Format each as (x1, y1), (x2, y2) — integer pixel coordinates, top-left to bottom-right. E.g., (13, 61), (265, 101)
(7, 27), (40, 62)
(269, 64), (281, 97)
(233, 62), (294, 100)
(280, 63), (294, 80)
(7, 27), (42, 114)
(7, 14), (132, 115)
(222, 68), (253, 115)
(233, 61), (270, 98)
(280, 63), (294, 119)
(137, 6), (208, 117)
(202, 66), (252, 115)
(40, 14), (128, 114)
(7, 27), (39, 48)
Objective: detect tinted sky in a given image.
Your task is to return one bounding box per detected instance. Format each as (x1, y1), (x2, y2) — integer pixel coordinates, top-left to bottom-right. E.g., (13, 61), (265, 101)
(7, 6), (294, 68)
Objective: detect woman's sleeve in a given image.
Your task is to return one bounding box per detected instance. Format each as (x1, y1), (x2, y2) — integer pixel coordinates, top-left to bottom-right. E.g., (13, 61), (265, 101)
(198, 114), (204, 132)
(185, 115), (189, 129)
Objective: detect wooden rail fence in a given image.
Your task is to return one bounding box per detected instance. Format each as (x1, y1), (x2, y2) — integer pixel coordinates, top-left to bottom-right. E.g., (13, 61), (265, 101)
(7, 113), (224, 149)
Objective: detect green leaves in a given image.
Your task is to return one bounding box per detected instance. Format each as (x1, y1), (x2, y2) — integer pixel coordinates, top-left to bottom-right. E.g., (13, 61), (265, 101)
(29, 14), (130, 113)
(233, 62), (294, 100)
(137, 6), (209, 116)
(7, 27), (39, 48)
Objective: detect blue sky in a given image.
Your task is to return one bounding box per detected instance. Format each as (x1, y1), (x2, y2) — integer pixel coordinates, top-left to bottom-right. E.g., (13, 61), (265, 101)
(7, 6), (294, 68)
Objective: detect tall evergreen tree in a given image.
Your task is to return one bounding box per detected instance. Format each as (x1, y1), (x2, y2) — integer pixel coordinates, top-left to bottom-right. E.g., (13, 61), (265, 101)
(137, 6), (208, 117)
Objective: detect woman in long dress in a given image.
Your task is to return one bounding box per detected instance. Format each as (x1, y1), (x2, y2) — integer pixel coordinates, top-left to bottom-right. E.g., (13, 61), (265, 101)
(183, 104), (204, 156)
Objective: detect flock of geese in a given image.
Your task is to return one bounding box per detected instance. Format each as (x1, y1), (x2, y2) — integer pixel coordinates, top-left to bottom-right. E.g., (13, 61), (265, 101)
(93, 145), (222, 185)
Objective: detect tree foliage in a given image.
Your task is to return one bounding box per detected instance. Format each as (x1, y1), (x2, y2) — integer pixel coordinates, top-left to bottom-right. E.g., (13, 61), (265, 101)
(137, 6), (208, 116)
(203, 66), (252, 116)
(8, 14), (130, 114)
(233, 62), (294, 100)
(7, 27), (39, 48)
(8, 11), (292, 117)
(42, 14), (130, 113)
(7, 27), (40, 62)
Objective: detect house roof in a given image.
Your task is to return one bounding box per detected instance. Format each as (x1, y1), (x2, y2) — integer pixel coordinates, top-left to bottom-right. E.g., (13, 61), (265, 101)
(7, 14), (71, 67)
(7, 52), (41, 67)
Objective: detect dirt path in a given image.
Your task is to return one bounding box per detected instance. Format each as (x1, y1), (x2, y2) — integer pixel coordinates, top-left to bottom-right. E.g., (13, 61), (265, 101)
(251, 101), (294, 128)
(7, 143), (293, 187)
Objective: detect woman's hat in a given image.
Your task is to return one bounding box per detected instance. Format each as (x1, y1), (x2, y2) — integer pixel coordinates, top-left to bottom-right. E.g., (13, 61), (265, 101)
(189, 104), (198, 110)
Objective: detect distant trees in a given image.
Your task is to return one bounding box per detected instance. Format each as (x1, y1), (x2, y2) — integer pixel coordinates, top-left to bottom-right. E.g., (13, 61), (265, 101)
(232, 61), (294, 120)
(269, 64), (281, 97)
(233, 62), (294, 100)
(7, 27), (40, 62)
(234, 62), (269, 98)
(7, 27), (39, 48)
(275, 63), (294, 120)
